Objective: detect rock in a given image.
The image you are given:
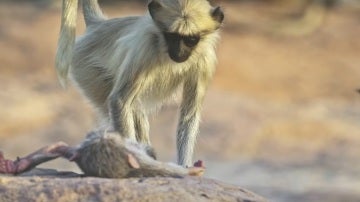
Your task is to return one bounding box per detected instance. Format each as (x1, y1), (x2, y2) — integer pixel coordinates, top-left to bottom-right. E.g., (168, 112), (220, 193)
(0, 169), (267, 202)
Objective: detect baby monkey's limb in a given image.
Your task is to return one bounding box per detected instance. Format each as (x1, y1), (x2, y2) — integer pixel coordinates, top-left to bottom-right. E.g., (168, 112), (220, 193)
(0, 142), (71, 174)
(74, 131), (206, 178)
(0, 135), (206, 178)
(126, 152), (205, 178)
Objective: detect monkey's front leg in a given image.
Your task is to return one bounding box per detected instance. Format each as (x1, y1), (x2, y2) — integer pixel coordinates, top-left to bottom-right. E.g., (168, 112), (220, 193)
(177, 111), (201, 167)
(0, 142), (70, 174)
(177, 75), (209, 167)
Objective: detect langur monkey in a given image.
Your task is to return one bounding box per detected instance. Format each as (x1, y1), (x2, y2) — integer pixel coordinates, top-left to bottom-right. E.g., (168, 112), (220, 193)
(55, 0), (224, 166)
(0, 130), (205, 178)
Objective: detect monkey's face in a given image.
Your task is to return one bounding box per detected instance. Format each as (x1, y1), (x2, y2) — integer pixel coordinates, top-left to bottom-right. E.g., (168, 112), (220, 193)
(163, 32), (200, 63)
(148, 0), (224, 63)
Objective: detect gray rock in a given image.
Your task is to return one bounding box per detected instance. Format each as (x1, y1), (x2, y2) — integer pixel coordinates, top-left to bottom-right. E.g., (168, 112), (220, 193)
(0, 168), (267, 202)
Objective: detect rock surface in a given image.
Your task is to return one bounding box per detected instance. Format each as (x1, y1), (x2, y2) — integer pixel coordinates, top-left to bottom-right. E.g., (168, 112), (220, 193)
(2, 2), (359, 202)
(0, 169), (267, 202)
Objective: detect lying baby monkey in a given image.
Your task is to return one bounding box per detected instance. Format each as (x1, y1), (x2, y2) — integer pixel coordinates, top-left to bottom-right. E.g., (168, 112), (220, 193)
(0, 131), (204, 178)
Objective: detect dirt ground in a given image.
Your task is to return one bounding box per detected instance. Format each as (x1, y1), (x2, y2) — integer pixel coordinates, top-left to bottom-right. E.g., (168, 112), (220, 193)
(0, 1), (359, 201)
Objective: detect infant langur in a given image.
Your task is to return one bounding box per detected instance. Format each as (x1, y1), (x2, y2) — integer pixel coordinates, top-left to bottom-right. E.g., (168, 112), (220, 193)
(0, 131), (204, 177)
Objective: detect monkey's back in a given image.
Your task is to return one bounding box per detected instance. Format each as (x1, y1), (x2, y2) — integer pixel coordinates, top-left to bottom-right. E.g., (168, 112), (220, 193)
(70, 17), (140, 109)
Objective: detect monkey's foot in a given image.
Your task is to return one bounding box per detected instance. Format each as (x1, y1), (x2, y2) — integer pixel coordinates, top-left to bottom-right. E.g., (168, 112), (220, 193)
(0, 151), (35, 174)
(0, 151), (31, 174)
(0, 142), (70, 175)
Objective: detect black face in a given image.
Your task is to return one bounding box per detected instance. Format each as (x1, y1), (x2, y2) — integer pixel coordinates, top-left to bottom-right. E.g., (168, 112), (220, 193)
(163, 32), (200, 63)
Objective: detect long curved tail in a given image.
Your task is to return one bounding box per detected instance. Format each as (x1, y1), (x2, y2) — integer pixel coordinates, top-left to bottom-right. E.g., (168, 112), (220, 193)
(82, 0), (106, 26)
(55, 0), (105, 87)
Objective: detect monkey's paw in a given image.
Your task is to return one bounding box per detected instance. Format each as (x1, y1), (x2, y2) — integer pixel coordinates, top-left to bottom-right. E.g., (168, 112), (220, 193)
(193, 160), (204, 168)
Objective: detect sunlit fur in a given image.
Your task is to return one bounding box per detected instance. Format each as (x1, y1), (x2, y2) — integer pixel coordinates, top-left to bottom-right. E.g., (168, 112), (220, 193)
(150, 0), (221, 35)
(55, 0), (223, 166)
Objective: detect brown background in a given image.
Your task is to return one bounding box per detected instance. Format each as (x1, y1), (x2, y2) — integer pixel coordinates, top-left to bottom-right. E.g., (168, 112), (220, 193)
(0, 1), (359, 201)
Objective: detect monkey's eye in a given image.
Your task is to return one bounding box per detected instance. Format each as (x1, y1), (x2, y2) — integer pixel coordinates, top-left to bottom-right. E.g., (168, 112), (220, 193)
(183, 36), (200, 48)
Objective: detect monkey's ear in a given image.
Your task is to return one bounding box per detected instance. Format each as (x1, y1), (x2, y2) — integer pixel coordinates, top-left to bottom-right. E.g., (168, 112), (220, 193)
(127, 153), (140, 169)
(148, 0), (162, 20)
(211, 6), (224, 24)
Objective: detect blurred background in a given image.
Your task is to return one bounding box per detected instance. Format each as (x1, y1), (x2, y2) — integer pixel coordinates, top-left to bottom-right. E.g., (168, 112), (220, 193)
(0, 0), (359, 201)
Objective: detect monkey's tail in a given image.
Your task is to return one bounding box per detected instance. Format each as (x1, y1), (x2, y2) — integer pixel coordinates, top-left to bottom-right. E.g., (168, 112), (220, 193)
(55, 0), (105, 88)
(55, 0), (79, 88)
(82, 0), (106, 27)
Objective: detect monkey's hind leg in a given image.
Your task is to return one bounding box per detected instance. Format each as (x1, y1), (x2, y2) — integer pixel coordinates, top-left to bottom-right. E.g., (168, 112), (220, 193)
(0, 142), (70, 175)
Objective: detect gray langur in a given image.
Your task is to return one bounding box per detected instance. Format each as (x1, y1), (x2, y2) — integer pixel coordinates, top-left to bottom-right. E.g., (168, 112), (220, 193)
(0, 130), (205, 177)
(55, 0), (224, 166)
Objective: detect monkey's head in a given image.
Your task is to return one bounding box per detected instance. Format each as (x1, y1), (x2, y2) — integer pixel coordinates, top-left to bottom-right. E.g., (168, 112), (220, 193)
(148, 0), (224, 63)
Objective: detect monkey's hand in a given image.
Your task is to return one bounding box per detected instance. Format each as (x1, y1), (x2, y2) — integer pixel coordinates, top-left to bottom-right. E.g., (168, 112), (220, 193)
(0, 151), (16, 174)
